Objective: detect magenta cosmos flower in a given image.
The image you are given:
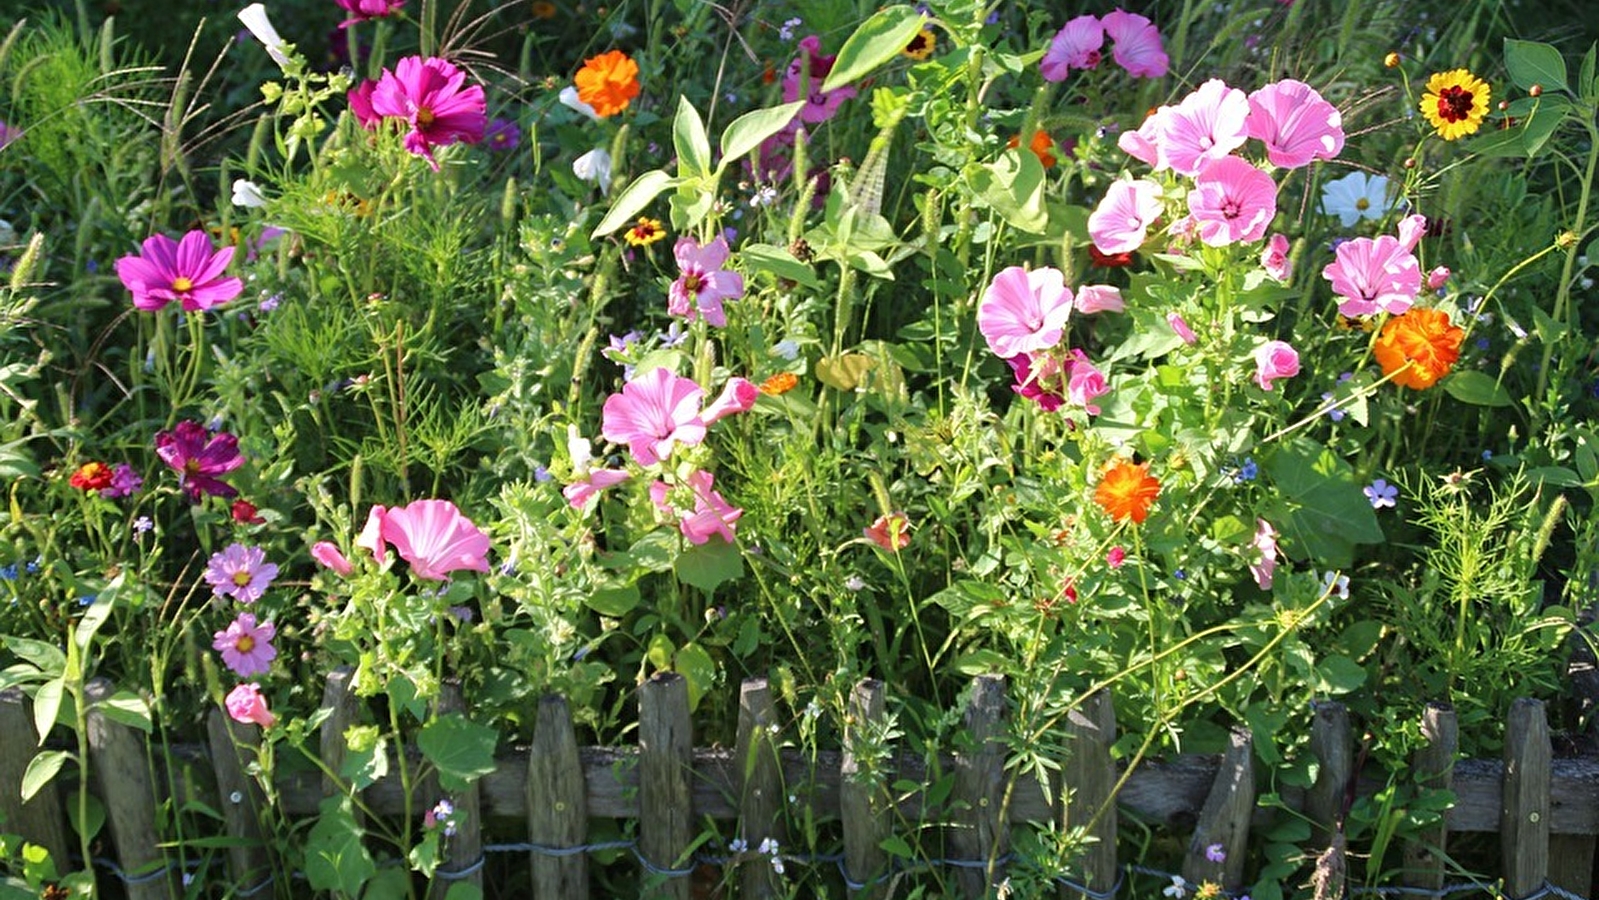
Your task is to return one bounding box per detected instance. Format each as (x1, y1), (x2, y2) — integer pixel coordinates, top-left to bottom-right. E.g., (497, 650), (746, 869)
(1040, 15), (1104, 82)
(602, 368), (708, 466)
(978, 266), (1073, 359)
(116, 231), (244, 313)
(1101, 9), (1169, 78)
(225, 683), (275, 728)
(669, 236), (743, 326)
(1160, 79), (1250, 177)
(1089, 179), (1163, 255)
(335, 0), (404, 28)
(156, 420), (245, 501)
(784, 35), (856, 125)
(213, 612), (277, 677)
(1188, 157), (1278, 247)
(1321, 214), (1426, 317)
(362, 499), (491, 580)
(369, 56), (487, 169)
(1246, 79), (1344, 170)
(204, 543), (279, 604)
(1253, 340), (1300, 391)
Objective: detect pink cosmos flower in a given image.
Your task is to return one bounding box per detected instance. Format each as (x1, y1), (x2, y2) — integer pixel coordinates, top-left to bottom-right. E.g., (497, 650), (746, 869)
(678, 470), (742, 545)
(1007, 353), (1067, 412)
(1188, 157), (1277, 247)
(1118, 108), (1166, 169)
(365, 499), (491, 581)
(669, 236), (743, 326)
(1245, 79), (1344, 169)
(335, 0), (404, 28)
(369, 56), (487, 169)
(1066, 348), (1109, 415)
(225, 683), (275, 729)
(1100, 9), (1169, 78)
(977, 266), (1074, 359)
(204, 543), (279, 604)
(155, 420), (245, 501)
(564, 468), (631, 511)
(116, 231), (244, 313)
(1088, 179), (1163, 255)
(602, 368), (708, 466)
(310, 541), (354, 576)
(1253, 340), (1300, 391)
(1074, 285), (1125, 314)
(101, 464), (143, 499)
(1167, 311), (1198, 344)
(1159, 79), (1249, 177)
(1262, 233), (1292, 283)
(1427, 266), (1451, 291)
(213, 612), (277, 677)
(865, 512), (911, 551)
(1321, 216), (1425, 316)
(1040, 15), (1104, 82)
(784, 36), (856, 125)
(1249, 519), (1278, 590)
(348, 79), (380, 129)
(702, 377), (758, 425)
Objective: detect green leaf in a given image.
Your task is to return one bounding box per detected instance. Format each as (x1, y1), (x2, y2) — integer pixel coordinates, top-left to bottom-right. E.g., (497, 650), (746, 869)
(1581, 43), (1597, 103)
(444, 884), (484, 900)
(305, 800), (375, 896)
(673, 539), (743, 592)
(1520, 95), (1571, 156)
(1443, 370), (1513, 407)
(74, 574), (123, 651)
(586, 582), (640, 617)
(417, 714), (498, 792)
(20, 750), (69, 803)
(822, 6), (926, 93)
(590, 169), (676, 238)
(1315, 654), (1367, 694)
(739, 243), (820, 288)
(718, 101), (806, 171)
(646, 633), (675, 672)
(673, 643), (716, 711)
(672, 96), (712, 178)
(2, 638), (65, 676)
(94, 690), (152, 733)
(64, 790), (104, 843)
(1263, 441), (1384, 567)
(32, 679), (62, 743)
(1504, 39), (1568, 93)
(815, 353), (875, 391)
(968, 149), (1048, 233)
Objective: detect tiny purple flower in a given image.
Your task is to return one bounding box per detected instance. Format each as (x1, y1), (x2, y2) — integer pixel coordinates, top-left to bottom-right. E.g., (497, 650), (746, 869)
(1364, 479), (1398, 509)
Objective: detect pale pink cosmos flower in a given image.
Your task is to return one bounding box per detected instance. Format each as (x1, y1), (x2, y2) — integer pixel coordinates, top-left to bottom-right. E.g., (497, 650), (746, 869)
(1167, 311), (1198, 344)
(668, 236), (743, 326)
(1188, 156), (1277, 247)
(1253, 340), (1300, 391)
(116, 231), (244, 313)
(365, 499), (492, 581)
(678, 470), (742, 545)
(701, 377), (758, 425)
(1246, 79), (1344, 169)
(213, 612), (277, 678)
(1321, 216), (1426, 316)
(1118, 108), (1167, 169)
(1041, 15), (1104, 82)
(977, 266), (1074, 359)
(1088, 179), (1163, 255)
(564, 469), (631, 511)
(369, 56), (487, 169)
(225, 683), (275, 729)
(601, 367), (708, 466)
(1074, 284), (1125, 314)
(1262, 233), (1292, 283)
(1249, 519), (1278, 590)
(1066, 348), (1109, 415)
(310, 541), (354, 576)
(204, 543), (279, 604)
(335, 0), (404, 28)
(1159, 79), (1250, 177)
(1101, 9), (1169, 78)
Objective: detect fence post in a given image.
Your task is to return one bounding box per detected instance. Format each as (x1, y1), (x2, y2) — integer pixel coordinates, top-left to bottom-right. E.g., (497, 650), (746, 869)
(205, 708), (272, 892)
(841, 678), (889, 897)
(1402, 703), (1456, 891)
(85, 678), (176, 900)
(639, 673), (692, 900)
(735, 678), (784, 900)
(427, 682), (483, 900)
(0, 687), (72, 869)
(1183, 727), (1252, 892)
(319, 667), (362, 809)
(1307, 700), (1350, 900)
(1555, 630), (1599, 897)
(1060, 690), (1117, 900)
(952, 674), (1008, 899)
(529, 694), (588, 900)
(1502, 698), (1551, 898)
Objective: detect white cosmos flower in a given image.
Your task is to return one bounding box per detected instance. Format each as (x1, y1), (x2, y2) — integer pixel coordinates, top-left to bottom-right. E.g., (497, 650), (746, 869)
(558, 86), (600, 121)
(236, 4), (292, 70)
(231, 179), (268, 209)
(573, 148), (613, 195)
(1319, 171), (1392, 228)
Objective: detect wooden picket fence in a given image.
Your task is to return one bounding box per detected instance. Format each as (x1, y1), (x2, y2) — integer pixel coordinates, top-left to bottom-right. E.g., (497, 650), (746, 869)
(3, 670), (1599, 899)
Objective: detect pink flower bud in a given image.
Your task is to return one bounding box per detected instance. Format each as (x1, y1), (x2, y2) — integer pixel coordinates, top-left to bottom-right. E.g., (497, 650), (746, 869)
(1167, 312), (1198, 345)
(701, 377), (759, 425)
(310, 541), (354, 576)
(225, 683), (276, 728)
(1253, 340), (1300, 391)
(1426, 266), (1450, 291)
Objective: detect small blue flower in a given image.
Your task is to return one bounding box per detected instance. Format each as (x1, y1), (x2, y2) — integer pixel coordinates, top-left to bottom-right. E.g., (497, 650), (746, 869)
(1205, 843), (1226, 863)
(1482, 449), (1493, 461)
(1322, 392), (1346, 422)
(1232, 458), (1258, 484)
(1364, 478), (1398, 509)
(1173, 569), (1187, 581)
(533, 465), (553, 483)
(659, 322), (688, 349)
(773, 339), (801, 361)
(0, 563), (17, 581)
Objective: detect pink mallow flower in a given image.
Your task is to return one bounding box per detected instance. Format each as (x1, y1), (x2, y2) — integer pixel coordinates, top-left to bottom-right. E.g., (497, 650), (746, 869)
(204, 543), (279, 604)
(1262, 233), (1292, 283)
(702, 377), (758, 425)
(1249, 519), (1278, 590)
(1040, 15), (1104, 82)
(678, 470), (742, 545)
(213, 612), (277, 678)
(1065, 348), (1109, 415)
(155, 420), (245, 501)
(1245, 79), (1344, 170)
(602, 368), (708, 467)
(116, 230), (244, 313)
(1321, 214), (1426, 317)
(784, 36), (856, 125)
(1188, 157), (1277, 247)
(1253, 340), (1300, 391)
(335, 0), (404, 28)
(225, 683), (275, 729)
(1167, 312), (1198, 345)
(1088, 179), (1163, 255)
(564, 468), (631, 511)
(1074, 285), (1125, 314)
(1007, 353), (1067, 412)
(1159, 79), (1250, 177)
(310, 541), (354, 576)
(668, 236), (743, 326)
(364, 499), (491, 581)
(1100, 9), (1169, 78)
(978, 266), (1073, 359)
(1118, 108), (1166, 169)
(369, 56), (487, 169)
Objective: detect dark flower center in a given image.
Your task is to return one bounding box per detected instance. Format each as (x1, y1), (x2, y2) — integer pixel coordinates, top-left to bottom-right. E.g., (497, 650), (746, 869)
(416, 107), (436, 128)
(682, 273), (704, 294)
(1437, 86), (1474, 123)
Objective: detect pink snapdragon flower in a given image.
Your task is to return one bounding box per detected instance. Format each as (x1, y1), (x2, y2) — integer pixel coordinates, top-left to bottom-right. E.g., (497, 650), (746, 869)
(204, 543), (279, 604)
(1188, 157), (1277, 247)
(1088, 179), (1163, 255)
(116, 231), (244, 313)
(1100, 9), (1169, 78)
(368, 56), (487, 169)
(602, 368), (708, 466)
(1065, 349), (1109, 415)
(784, 36), (856, 124)
(668, 236), (743, 326)
(977, 266), (1073, 359)
(213, 612), (277, 678)
(1321, 214), (1426, 316)
(1040, 15), (1104, 82)
(1160, 79), (1250, 177)
(1245, 79), (1344, 169)
(1262, 233), (1292, 283)
(362, 499), (491, 581)
(335, 0), (404, 27)
(155, 420), (245, 501)
(310, 541), (354, 576)
(1249, 519), (1278, 590)
(225, 683), (276, 728)
(1074, 285), (1125, 314)
(1253, 340), (1300, 391)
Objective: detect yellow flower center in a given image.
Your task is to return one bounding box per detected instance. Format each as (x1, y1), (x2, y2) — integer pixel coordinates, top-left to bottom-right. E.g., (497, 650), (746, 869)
(235, 634), (255, 653)
(416, 107), (435, 128)
(232, 570), (253, 587)
(1355, 198), (1370, 211)
(171, 277), (193, 292)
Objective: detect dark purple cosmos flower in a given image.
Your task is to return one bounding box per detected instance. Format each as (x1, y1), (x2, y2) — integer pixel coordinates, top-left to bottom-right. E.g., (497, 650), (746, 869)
(485, 117), (521, 152)
(115, 231), (244, 313)
(155, 420), (245, 501)
(335, 0), (404, 28)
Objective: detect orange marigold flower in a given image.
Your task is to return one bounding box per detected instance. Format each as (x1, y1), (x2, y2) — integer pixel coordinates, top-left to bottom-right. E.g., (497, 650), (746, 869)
(1094, 460), (1161, 524)
(574, 50), (640, 118)
(760, 372), (798, 395)
(69, 461), (113, 492)
(1373, 307), (1464, 390)
(865, 512), (911, 551)
(1006, 130), (1058, 169)
(623, 217), (666, 247)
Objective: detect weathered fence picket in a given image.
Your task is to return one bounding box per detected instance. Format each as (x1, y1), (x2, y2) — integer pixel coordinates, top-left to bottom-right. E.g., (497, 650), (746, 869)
(204, 708), (271, 890)
(839, 678), (889, 897)
(529, 693), (587, 899)
(1061, 690), (1117, 900)
(638, 672), (692, 900)
(0, 686), (71, 868)
(1402, 702), (1457, 891)
(84, 677), (174, 900)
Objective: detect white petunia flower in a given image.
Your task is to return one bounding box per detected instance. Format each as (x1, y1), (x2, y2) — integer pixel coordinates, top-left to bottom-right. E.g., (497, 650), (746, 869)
(558, 86), (600, 122)
(572, 148), (613, 195)
(236, 4), (292, 70)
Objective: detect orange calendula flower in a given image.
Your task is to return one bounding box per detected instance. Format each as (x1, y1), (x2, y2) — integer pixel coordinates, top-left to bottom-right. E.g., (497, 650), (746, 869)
(1006, 130), (1058, 169)
(69, 461), (114, 492)
(902, 27), (936, 60)
(1373, 307), (1464, 390)
(759, 372), (798, 395)
(1421, 69), (1490, 141)
(623, 217), (666, 247)
(574, 50), (640, 118)
(1094, 460), (1161, 524)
